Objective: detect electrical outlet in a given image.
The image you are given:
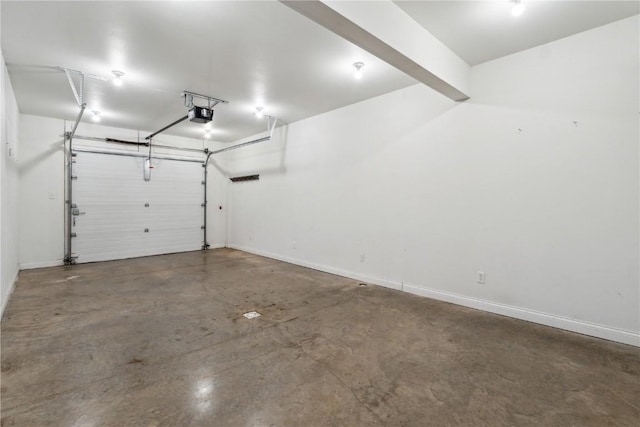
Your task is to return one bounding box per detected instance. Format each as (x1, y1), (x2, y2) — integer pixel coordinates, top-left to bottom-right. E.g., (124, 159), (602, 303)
(477, 271), (486, 284)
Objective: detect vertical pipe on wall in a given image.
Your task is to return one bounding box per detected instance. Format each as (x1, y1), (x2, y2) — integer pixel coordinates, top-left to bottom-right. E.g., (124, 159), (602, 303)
(202, 151), (213, 250)
(64, 103), (86, 265)
(64, 131), (71, 264)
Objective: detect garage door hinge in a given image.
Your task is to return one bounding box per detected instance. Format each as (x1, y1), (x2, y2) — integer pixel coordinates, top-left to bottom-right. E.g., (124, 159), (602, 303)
(64, 255), (78, 265)
(200, 225), (205, 230)
(71, 232), (77, 238)
(201, 203), (206, 207)
(71, 175), (78, 180)
(71, 152), (77, 157)
(201, 181), (205, 185)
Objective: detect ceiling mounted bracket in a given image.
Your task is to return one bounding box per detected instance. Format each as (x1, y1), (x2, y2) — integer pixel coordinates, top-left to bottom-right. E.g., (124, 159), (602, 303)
(184, 93), (194, 109)
(182, 90), (228, 110)
(61, 67), (85, 107)
(266, 115), (278, 138)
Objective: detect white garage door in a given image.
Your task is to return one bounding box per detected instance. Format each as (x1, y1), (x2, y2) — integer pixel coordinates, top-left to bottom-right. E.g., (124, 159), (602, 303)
(71, 151), (204, 263)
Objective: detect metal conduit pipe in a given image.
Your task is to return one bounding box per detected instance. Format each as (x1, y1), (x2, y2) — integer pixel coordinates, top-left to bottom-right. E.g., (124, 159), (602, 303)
(202, 150), (213, 250)
(73, 146), (204, 163)
(145, 115), (189, 141)
(64, 103), (86, 265)
(63, 135), (209, 154)
(208, 136), (271, 155)
(140, 143), (204, 153)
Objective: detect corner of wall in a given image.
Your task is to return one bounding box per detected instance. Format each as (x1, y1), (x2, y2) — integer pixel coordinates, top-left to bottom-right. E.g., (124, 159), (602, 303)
(0, 269), (18, 320)
(224, 18), (639, 346)
(1, 51), (21, 319)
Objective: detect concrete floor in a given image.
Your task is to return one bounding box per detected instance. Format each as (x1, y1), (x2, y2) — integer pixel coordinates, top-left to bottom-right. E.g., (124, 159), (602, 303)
(1, 249), (638, 426)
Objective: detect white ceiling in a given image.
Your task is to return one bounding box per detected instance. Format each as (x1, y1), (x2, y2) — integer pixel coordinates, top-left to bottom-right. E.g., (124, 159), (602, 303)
(2, 1), (638, 142)
(1, 1), (415, 142)
(395, 1), (639, 66)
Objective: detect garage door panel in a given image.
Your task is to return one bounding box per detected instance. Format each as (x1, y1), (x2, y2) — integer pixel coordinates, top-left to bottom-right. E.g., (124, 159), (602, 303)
(72, 151), (203, 263)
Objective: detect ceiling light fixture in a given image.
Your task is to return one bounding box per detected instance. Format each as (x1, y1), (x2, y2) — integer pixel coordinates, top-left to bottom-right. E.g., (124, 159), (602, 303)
(511, 0), (525, 17)
(112, 70), (125, 86)
(255, 106), (264, 119)
(204, 128), (211, 139)
(91, 110), (101, 123)
(353, 62), (364, 79)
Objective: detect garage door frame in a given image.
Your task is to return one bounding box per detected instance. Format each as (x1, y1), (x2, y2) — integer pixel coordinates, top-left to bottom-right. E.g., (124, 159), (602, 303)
(64, 135), (206, 264)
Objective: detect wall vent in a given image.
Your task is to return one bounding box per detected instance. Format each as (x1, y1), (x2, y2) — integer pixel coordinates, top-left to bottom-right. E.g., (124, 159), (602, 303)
(230, 174), (259, 183)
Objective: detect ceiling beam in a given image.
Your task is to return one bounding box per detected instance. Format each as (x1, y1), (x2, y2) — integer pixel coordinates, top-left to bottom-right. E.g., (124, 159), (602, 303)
(281, 0), (470, 102)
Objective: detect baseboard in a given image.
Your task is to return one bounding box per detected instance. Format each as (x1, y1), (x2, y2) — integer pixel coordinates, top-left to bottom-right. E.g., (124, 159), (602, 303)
(228, 244), (402, 291)
(1, 267), (19, 320)
(19, 260), (64, 270)
(403, 283), (639, 347)
(207, 244), (226, 250)
(229, 244), (639, 347)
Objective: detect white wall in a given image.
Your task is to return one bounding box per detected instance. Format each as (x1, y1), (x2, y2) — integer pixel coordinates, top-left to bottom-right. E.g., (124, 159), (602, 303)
(225, 16), (639, 346)
(18, 115), (229, 268)
(1, 51), (20, 317)
(18, 115), (65, 268)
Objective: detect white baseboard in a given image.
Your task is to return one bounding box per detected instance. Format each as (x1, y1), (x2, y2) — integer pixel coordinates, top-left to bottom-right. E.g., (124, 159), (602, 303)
(403, 283), (639, 347)
(1, 267), (19, 319)
(229, 244), (402, 291)
(229, 244), (639, 348)
(208, 244), (226, 250)
(19, 260), (64, 270)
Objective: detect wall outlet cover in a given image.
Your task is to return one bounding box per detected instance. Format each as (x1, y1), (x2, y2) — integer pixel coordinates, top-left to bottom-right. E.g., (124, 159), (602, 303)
(477, 271), (486, 284)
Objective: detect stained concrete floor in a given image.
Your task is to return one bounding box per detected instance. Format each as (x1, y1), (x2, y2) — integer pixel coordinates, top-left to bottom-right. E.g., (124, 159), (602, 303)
(1, 249), (638, 426)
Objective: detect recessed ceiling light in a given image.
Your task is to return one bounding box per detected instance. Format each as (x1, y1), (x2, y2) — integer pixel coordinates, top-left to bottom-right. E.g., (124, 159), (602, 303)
(91, 110), (101, 122)
(353, 62), (364, 79)
(511, 0), (525, 17)
(255, 106), (264, 119)
(112, 70), (124, 86)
